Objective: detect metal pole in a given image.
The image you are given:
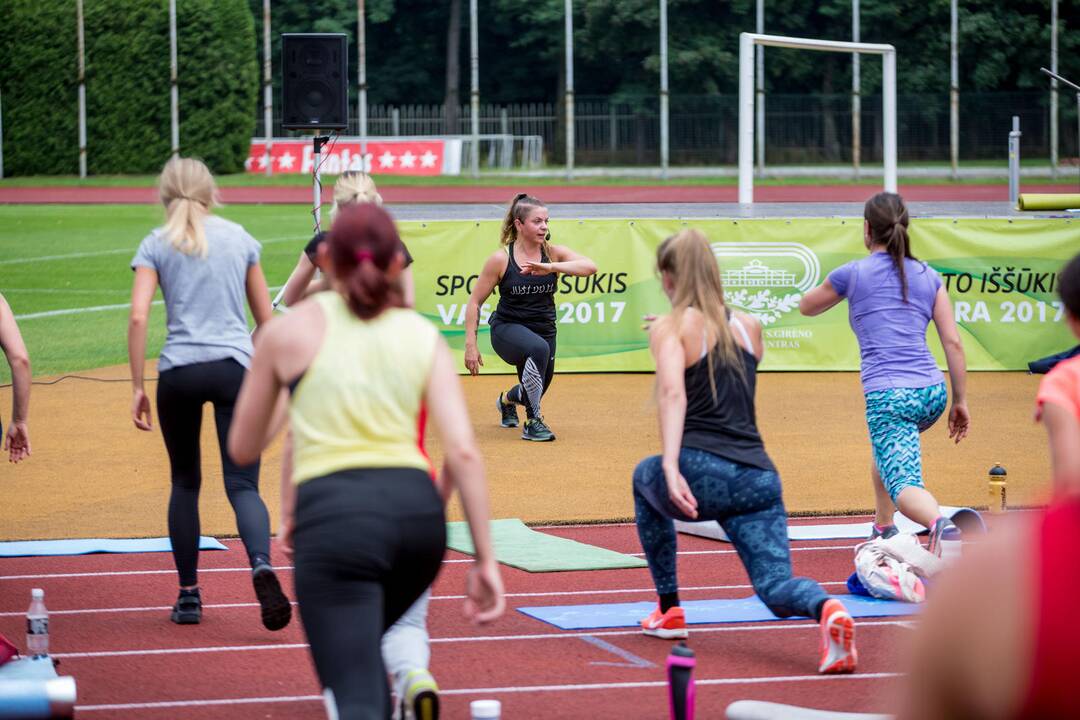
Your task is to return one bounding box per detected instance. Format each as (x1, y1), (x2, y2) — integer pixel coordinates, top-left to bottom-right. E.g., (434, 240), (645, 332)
(950, 0), (958, 179)
(738, 33), (755, 204)
(659, 0), (669, 180)
(1008, 116), (1021, 206)
(851, 0), (860, 179)
(263, 0), (272, 176)
(565, 0), (574, 180)
(1050, 0), (1058, 177)
(882, 49), (897, 193)
(755, 0), (764, 175)
(77, 0), (87, 178)
(469, 0), (479, 178)
(169, 0), (179, 158)
(358, 0), (368, 164)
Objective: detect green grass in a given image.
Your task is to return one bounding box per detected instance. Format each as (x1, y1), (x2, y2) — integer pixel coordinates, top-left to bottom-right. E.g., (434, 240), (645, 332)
(2, 163), (1078, 188)
(0, 205), (316, 382)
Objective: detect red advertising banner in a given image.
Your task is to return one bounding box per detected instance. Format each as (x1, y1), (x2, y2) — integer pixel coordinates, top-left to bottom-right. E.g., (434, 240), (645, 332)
(245, 138), (457, 176)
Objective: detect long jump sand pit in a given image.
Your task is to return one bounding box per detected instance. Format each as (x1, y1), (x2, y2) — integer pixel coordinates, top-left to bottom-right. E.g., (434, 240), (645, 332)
(0, 366), (1048, 541)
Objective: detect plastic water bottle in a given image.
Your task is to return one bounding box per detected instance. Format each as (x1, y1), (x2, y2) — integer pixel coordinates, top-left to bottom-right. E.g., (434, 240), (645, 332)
(988, 463), (1008, 514)
(667, 642), (695, 720)
(26, 588), (49, 658)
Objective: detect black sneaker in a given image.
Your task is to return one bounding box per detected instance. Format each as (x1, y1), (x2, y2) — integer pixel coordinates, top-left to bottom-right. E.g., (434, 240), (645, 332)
(170, 588), (202, 625)
(497, 392), (519, 428)
(926, 517), (958, 558)
(522, 417), (555, 442)
(252, 562), (292, 631)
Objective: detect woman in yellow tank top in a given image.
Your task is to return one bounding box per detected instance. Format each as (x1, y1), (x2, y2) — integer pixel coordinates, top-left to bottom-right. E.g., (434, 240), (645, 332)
(228, 204), (504, 720)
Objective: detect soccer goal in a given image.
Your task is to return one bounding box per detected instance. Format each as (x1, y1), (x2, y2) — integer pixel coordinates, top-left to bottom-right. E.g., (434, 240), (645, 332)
(739, 32), (897, 204)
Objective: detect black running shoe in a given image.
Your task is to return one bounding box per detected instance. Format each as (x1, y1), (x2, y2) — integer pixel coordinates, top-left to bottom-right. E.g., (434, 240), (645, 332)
(497, 392), (519, 428)
(522, 417), (555, 442)
(170, 589), (202, 625)
(252, 562), (292, 631)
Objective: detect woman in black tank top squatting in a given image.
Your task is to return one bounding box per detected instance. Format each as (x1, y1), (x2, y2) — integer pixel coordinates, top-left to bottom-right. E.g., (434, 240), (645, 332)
(464, 194), (597, 441)
(632, 230), (857, 675)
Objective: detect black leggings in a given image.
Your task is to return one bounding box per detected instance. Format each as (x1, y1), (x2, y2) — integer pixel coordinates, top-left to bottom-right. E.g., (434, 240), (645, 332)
(293, 468), (445, 720)
(156, 358), (269, 587)
(490, 322), (556, 419)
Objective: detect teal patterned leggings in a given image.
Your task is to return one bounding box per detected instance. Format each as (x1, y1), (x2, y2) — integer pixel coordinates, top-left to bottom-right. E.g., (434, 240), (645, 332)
(865, 382), (948, 502)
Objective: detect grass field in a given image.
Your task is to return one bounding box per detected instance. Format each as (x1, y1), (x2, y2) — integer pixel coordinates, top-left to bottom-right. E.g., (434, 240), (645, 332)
(0, 204), (316, 382)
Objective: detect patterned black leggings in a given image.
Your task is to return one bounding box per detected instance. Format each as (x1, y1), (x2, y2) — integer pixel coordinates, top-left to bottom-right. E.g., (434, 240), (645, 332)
(633, 448), (829, 619)
(489, 322), (556, 420)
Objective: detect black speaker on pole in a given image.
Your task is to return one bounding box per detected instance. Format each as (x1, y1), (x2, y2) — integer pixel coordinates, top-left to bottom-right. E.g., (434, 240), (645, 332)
(281, 33), (349, 130)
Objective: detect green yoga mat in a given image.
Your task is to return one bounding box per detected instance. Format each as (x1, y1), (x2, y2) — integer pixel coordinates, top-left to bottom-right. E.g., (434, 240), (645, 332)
(446, 518), (647, 572)
(1017, 193), (1080, 210)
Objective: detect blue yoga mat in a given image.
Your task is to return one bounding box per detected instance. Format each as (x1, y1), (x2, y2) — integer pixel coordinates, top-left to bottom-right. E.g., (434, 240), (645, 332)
(0, 536), (227, 558)
(518, 593), (919, 630)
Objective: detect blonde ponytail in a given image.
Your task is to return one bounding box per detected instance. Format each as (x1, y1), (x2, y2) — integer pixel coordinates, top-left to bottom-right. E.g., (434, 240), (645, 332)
(331, 171), (382, 218)
(158, 157), (218, 258)
(656, 229), (746, 401)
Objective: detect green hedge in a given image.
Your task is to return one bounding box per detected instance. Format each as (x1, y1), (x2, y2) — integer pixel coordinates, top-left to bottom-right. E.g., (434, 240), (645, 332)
(0, 0), (257, 176)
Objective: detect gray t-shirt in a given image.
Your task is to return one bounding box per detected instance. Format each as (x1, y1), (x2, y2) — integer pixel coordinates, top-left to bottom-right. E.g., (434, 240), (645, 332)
(131, 215), (261, 372)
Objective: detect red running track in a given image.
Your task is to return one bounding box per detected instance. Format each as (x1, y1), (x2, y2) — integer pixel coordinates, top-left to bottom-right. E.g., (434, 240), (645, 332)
(0, 183), (1065, 205)
(0, 522), (911, 719)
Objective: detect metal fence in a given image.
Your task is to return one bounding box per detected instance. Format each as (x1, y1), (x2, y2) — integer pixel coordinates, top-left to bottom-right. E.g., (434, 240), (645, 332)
(260, 91), (1080, 167)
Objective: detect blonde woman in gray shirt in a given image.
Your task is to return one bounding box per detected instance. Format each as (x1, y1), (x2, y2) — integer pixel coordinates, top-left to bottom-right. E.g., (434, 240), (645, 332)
(128, 157), (291, 631)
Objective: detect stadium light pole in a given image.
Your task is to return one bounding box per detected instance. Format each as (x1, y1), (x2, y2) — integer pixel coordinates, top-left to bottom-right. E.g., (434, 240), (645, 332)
(659, 0), (669, 180)
(851, 0), (860, 179)
(469, 0), (479, 178)
(263, 0), (272, 176)
(169, 0), (179, 159)
(1050, 0), (1058, 177)
(565, 0), (574, 180)
(358, 0), (369, 166)
(77, 0), (87, 178)
(950, 0), (958, 180)
(755, 0), (764, 176)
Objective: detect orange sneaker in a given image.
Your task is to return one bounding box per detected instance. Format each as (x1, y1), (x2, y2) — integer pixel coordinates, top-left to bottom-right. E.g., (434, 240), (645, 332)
(641, 605), (688, 640)
(818, 599), (857, 674)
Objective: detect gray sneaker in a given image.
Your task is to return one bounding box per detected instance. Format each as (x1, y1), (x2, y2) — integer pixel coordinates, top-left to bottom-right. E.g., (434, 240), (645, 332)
(522, 417), (555, 442)
(497, 392), (519, 428)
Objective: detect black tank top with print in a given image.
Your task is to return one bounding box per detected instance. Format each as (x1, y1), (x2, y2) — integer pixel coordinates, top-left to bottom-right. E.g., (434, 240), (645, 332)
(489, 242), (557, 336)
(681, 321), (775, 472)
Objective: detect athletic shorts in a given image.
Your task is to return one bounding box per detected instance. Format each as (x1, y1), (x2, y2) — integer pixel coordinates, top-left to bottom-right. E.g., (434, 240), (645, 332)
(865, 382), (948, 501)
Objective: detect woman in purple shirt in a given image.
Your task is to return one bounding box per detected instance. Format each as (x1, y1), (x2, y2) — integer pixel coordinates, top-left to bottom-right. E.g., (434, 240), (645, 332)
(800, 192), (970, 555)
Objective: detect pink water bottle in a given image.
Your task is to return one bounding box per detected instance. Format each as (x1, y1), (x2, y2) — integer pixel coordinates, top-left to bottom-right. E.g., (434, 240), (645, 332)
(667, 642), (695, 720)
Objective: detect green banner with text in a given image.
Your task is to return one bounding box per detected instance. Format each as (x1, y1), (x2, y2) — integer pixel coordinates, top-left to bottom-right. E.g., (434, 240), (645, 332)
(400, 217), (1078, 373)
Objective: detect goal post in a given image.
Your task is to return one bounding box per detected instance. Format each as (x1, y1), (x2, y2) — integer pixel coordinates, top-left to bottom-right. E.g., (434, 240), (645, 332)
(739, 32), (897, 204)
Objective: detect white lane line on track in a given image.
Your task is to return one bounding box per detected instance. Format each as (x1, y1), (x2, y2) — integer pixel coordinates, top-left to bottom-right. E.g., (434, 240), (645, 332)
(73, 673), (904, 711)
(0, 578), (851, 617)
(0, 582), (850, 617)
(51, 620), (914, 660)
(14, 285), (286, 320)
(0, 235), (307, 267)
(0, 544), (858, 581)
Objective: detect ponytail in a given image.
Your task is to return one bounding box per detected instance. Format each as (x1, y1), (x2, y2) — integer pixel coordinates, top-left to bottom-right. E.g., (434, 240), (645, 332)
(327, 204), (404, 320)
(158, 157), (217, 258)
(864, 192), (915, 302)
(500, 192), (550, 256)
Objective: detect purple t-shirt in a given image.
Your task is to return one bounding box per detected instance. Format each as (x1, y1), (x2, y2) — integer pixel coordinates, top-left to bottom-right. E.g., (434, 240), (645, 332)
(828, 252), (945, 393)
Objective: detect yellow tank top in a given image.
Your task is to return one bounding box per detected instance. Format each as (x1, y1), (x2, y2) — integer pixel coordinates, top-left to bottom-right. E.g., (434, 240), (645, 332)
(290, 292), (439, 484)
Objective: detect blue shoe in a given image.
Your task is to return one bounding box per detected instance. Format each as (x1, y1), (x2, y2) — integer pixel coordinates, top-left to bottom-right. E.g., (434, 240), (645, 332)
(522, 416), (555, 442)
(496, 392), (519, 428)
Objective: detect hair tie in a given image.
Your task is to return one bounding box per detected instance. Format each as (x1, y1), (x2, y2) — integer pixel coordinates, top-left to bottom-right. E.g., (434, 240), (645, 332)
(355, 249), (374, 264)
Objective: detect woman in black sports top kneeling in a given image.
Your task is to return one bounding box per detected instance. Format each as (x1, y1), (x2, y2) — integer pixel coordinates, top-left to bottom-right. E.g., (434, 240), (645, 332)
(463, 193), (597, 442)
